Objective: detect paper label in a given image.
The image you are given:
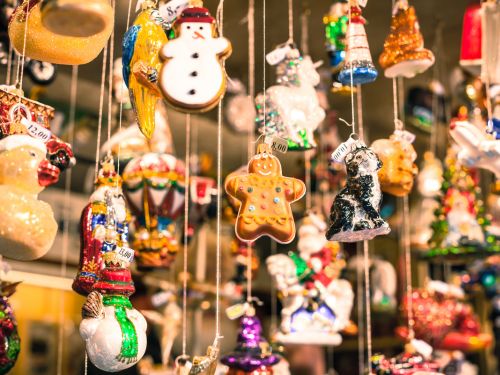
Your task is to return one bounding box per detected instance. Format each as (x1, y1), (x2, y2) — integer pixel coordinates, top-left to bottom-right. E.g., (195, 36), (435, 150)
(226, 303), (248, 320)
(358, 0), (368, 7)
(20, 118), (52, 142)
(115, 246), (135, 264)
(159, 0), (189, 23)
(330, 137), (358, 163)
(264, 135), (288, 153)
(266, 44), (292, 66)
(411, 339), (433, 358)
(394, 129), (416, 144)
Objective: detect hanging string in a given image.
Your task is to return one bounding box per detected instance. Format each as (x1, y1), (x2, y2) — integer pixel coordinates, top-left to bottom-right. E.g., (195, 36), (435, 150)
(429, 22), (442, 155)
(300, 6), (309, 55)
(287, 0), (293, 42)
(397, 77), (405, 123)
(363, 241), (373, 373)
(356, 243), (365, 374)
(17, 0), (30, 89)
(94, 45), (109, 180)
(304, 151), (312, 210)
(215, 0), (225, 341)
(182, 114), (191, 355)
(338, 3), (356, 135)
(106, 0), (116, 143)
(246, 243), (253, 302)
(247, 0), (255, 157)
(56, 65), (78, 375)
(357, 85), (364, 141)
(269, 240), (278, 332)
(262, 0), (267, 136)
(116, 0), (134, 180)
(403, 195), (414, 338)
(84, 352), (88, 375)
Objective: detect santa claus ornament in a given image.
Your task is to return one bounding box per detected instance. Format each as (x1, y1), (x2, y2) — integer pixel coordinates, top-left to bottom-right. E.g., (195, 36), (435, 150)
(266, 213), (355, 345)
(378, 0), (435, 79)
(0, 87), (74, 261)
(159, 3), (232, 113)
(338, 4), (378, 86)
(371, 130), (418, 197)
(225, 143), (306, 244)
(122, 0), (169, 139)
(78, 163), (147, 372)
(73, 158), (130, 296)
(221, 312), (280, 374)
(326, 137), (390, 242)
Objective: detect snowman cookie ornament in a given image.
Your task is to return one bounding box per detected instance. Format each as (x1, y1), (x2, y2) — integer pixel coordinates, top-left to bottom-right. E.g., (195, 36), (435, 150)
(159, 2), (232, 113)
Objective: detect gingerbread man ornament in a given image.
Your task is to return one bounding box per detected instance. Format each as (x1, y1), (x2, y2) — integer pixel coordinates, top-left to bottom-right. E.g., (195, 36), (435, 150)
(225, 143), (306, 244)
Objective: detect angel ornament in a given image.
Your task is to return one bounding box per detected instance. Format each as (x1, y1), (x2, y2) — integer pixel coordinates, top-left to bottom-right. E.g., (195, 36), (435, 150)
(326, 138), (390, 242)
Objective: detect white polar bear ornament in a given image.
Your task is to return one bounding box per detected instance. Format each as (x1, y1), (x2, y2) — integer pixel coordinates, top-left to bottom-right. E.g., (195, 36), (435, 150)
(80, 292), (147, 372)
(159, 6), (231, 113)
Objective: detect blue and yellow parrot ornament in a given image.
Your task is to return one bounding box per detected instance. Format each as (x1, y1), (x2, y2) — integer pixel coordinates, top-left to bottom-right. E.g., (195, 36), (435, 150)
(122, 0), (169, 139)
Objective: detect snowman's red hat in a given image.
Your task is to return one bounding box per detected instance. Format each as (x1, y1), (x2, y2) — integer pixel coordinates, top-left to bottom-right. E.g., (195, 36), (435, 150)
(176, 7), (215, 24)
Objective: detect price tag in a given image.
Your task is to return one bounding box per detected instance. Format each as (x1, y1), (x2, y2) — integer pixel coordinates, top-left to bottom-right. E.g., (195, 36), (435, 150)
(114, 246), (135, 264)
(266, 44), (292, 66)
(394, 129), (416, 144)
(20, 118), (52, 142)
(358, 0), (368, 7)
(151, 291), (171, 307)
(330, 137), (359, 163)
(411, 339), (433, 358)
(225, 302), (249, 320)
(159, 0), (189, 23)
(265, 135), (288, 153)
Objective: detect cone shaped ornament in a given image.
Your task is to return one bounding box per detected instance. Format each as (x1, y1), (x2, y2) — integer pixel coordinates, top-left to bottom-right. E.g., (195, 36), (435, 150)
(338, 5), (377, 86)
(379, 1), (434, 78)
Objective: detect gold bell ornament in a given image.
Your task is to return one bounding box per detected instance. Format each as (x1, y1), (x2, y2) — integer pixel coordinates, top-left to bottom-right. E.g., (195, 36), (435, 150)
(8, 0), (113, 65)
(371, 130), (418, 197)
(40, 0), (114, 37)
(379, 0), (434, 78)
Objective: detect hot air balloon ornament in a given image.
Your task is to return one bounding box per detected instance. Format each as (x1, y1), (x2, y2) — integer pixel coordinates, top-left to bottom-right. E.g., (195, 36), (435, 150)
(123, 0), (170, 139)
(256, 47), (325, 151)
(378, 0), (435, 78)
(338, 3), (378, 86)
(0, 86), (74, 261)
(73, 157), (130, 296)
(267, 213), (354, 345)
(122, 153), (186, 269)
(0, 259), (20, 375)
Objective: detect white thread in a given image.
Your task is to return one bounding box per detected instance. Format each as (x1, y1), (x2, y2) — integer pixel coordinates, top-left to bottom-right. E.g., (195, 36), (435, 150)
(263, 0), (267, 136)
(356, 243), (365, 374)
(357, 85), (364, 142)
(348, 3), (356, 134)
(247, 0), (255, 158)
(269, 240), (278, 333)
(215, 0), (225, 340)
(288, 0), (293, 43)
(304, 151), (312, 210)
(17, 0), (30, 89)
(56, 65), (78, 375)
(116, 0), (134, 180)
(107, 0), (116, 144)
(246, 243), (253, 302)
(182, 114), (191, 355)
(300, 8), (310, 56)
(84, 352), (88, 375)
(94, 45), (109, 180)
(403, 195), (414, 338)
(363, 240), (373, 373)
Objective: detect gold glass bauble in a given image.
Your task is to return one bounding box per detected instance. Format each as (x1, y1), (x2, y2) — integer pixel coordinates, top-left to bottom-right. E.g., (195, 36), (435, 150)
(379, 2), (434, 78)
(371, 134), (418, 197)
(8, 0), (113, 65)
(41, 0), (114, 37)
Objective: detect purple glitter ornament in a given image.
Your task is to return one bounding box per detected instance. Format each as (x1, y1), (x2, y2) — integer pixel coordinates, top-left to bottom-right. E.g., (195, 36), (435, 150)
(221, 314), (280, 372)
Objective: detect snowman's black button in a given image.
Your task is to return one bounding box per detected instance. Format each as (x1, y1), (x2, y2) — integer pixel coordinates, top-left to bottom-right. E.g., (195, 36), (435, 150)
(191, 53), (199, 58)
(190, 71), (198, 77)
(188, 89), (196, 95)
